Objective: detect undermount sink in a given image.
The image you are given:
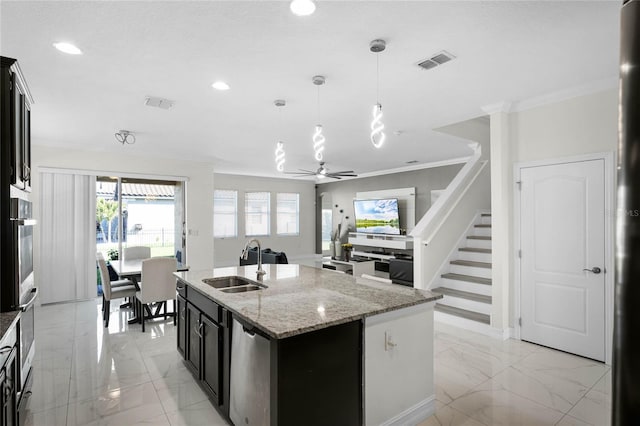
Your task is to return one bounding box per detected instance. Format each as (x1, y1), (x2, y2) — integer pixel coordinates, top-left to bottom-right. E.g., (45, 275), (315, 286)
(202, 276), (267, 293)
(202, 276), (257, 289)
(219, 284), (265, 293)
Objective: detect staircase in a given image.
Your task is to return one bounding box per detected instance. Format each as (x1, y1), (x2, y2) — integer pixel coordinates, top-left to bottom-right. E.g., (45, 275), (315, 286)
(433, 213), (492, 326)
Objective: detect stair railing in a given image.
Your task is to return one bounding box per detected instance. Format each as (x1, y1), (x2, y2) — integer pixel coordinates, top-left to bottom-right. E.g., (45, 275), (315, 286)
(410, 143), (490, 289)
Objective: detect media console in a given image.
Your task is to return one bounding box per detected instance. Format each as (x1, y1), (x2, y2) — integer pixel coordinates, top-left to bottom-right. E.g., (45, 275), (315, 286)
(348, 232), (413, 252)
(347, 233), (414, 284)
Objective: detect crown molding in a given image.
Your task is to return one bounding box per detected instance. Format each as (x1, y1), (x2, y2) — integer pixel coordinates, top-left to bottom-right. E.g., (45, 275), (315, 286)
(512, 77), (617, 112)
(481, 101), (513, 115)
(331, 156), (472, 182)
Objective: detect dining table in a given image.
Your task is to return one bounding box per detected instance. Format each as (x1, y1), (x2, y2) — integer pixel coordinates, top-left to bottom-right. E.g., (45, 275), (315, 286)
(110, 258), (189, 324)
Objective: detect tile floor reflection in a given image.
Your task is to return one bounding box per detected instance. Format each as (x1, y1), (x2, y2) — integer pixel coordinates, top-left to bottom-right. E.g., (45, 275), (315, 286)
(420, 323), (611, 426)
(26, 299), (611, 426)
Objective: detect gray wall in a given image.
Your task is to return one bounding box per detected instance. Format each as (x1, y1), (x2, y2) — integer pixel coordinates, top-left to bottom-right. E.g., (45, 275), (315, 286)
(315, 163), (465, 252)
(214, 173), (316, 266)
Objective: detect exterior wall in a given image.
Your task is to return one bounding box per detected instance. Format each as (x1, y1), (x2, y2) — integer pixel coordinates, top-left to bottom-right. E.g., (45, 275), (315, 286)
(213, 173), (316, 267)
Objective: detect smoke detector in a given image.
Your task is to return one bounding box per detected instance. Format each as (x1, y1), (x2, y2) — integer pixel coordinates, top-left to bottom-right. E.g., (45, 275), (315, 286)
(144, 96), (175, 110)
(417, 50), (456, 71)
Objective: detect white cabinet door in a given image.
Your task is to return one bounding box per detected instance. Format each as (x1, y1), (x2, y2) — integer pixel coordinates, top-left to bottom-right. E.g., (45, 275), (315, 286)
(364, 303), (435, 425)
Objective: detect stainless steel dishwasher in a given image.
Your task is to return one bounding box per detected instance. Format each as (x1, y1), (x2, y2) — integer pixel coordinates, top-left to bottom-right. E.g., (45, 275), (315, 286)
(229, 318), (271, 426)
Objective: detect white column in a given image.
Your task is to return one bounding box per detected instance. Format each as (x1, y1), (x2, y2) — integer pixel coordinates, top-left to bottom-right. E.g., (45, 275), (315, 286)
(482, 102), (512, 334)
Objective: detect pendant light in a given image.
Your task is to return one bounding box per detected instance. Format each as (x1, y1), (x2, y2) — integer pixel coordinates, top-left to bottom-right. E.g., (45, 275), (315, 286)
(312, 75), (326, 161)
(274, 99), (286, 172)
(370, 39), (386, 149)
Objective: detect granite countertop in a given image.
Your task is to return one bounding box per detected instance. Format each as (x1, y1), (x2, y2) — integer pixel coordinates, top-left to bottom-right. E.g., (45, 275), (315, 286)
(175, 264), (442, 339)
(0, 310), (20, 342)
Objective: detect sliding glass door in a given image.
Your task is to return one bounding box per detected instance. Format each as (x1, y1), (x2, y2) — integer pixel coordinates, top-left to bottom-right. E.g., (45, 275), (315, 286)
(96, 177), (186, 262)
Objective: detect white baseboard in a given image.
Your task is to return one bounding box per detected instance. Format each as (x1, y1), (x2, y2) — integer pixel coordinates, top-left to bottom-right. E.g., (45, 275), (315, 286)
(380, 395), (436, 426)
(435, 311), (511, 341)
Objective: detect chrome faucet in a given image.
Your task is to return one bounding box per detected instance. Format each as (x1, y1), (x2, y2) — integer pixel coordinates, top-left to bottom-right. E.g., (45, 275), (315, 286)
(241, 239), (266, 280)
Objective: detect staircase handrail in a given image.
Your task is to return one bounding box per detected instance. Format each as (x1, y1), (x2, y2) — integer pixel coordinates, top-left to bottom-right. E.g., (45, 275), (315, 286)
(410, 145), (485, 244)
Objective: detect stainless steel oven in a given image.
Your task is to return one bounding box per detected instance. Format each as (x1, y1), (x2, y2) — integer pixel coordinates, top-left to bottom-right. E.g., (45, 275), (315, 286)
(11, 198), (35, 303)
(9, 198), (37, 410)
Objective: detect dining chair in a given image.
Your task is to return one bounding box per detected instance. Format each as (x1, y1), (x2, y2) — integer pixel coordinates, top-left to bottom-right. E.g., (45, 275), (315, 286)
(96, 253), (138, 327)
(123, 246), (151, 260)
(136, 257), (177, 332)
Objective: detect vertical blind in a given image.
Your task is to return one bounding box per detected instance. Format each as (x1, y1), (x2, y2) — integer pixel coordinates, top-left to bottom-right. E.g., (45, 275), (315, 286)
(39, 172), (96, 303)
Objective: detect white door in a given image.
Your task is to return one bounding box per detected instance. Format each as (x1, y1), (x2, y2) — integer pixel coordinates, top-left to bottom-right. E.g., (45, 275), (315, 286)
(520, 159), (605, 361)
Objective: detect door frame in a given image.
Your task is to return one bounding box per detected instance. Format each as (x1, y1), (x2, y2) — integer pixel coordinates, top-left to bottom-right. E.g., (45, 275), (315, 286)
(513, 151), (614, 364)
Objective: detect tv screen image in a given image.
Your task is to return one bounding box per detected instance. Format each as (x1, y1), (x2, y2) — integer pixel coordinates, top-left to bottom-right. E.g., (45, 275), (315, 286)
(353, 198), (400, 235)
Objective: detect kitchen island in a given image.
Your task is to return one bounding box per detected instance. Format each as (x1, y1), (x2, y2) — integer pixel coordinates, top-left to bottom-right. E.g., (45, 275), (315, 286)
(175, 264), (442, 426)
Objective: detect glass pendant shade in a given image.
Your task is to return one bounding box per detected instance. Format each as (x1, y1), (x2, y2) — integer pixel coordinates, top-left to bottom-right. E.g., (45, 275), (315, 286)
(275, 141), (286, 172)
(313, 124), (325, 161)
(370, 103), (386, 148)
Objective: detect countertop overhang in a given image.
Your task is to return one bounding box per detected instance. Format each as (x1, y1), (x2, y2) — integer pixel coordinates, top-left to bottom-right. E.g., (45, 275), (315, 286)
(175, 264), (442, 339)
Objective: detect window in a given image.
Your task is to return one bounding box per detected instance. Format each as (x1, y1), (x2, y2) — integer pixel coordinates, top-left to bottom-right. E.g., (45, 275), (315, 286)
(245, 192), (270, 236)
(213, 190), (238, 238)
(277, 193), (300, 235)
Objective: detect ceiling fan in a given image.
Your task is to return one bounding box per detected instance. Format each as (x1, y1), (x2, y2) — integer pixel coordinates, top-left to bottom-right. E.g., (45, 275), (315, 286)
(285, 162), (357, 180)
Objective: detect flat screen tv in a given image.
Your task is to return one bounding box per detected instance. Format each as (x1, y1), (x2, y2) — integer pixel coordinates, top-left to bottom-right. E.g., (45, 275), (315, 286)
(353, 198), (400, 235)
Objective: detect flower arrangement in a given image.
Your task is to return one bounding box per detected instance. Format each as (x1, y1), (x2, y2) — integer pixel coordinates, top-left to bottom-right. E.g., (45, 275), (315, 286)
(341, 243), (353, 250)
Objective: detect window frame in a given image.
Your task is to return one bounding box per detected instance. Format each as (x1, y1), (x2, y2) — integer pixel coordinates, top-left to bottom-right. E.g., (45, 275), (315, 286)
(213, 189), (238, 239)
(245, 191), (271, 237)
(276, 192), (300, 236)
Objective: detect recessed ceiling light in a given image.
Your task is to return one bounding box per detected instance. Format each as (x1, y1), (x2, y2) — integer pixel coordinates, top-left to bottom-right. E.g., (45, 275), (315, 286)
(211, 81), (230, 91)
(53, 42), (82, 55)
(290, 0), (316, 16)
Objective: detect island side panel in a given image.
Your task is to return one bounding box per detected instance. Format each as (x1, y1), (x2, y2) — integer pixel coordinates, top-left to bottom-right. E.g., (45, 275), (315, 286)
(364, 302), (436, 425)
(270, 320), (362, 426)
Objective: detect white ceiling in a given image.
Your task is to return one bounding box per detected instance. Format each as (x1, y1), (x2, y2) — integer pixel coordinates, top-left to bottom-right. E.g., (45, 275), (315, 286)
(0, 1), (620, 178)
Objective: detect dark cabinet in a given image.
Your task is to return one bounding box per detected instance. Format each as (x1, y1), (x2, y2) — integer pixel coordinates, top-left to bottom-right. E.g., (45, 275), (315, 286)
(0, 318), (19, 426)
(176, 282), (224, 409)
(176, 295), (187, 357)
(185, 303), (201, 376)
(1, 57), (32, 193)
(1, 348), (17, 426)
(200, 315), (220, 399)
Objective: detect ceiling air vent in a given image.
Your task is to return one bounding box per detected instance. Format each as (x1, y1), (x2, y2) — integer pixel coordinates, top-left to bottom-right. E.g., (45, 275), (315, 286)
(144, 96), (175, 110)
(417, 50), (455, 71)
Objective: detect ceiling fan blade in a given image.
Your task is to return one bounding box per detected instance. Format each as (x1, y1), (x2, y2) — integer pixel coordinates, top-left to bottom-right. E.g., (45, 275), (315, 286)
(330, 174), (358, 177)
(328, 175), (343, 180)
(329, 170), (355, 175)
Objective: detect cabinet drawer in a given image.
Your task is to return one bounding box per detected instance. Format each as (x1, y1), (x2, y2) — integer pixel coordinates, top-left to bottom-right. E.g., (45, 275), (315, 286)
(187, 288), (221, 323)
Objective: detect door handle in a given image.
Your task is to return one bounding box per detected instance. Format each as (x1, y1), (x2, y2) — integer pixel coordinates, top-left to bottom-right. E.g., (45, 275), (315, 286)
(583, 267), (602, 274)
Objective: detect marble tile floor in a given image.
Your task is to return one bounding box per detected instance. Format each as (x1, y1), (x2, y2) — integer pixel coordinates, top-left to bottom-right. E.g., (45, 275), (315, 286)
(26, 299), (611, 426)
